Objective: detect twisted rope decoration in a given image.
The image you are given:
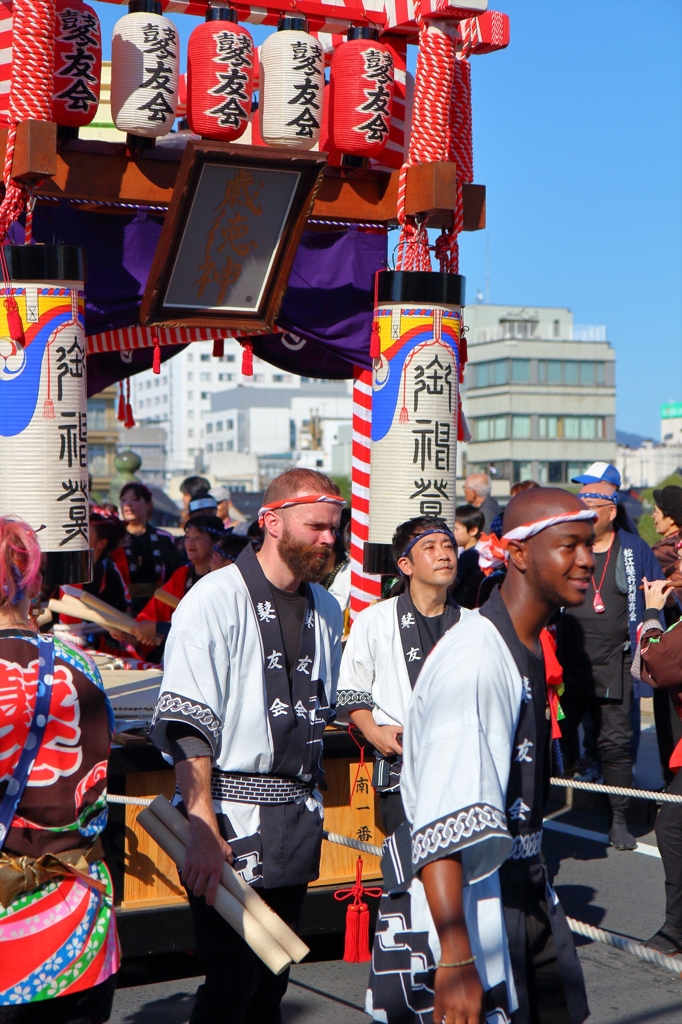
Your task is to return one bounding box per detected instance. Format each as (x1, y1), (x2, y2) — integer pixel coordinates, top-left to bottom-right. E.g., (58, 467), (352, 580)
(396, 5), (457, 271)
(0, 0), (56, 244)
(439, 55), (473, 273)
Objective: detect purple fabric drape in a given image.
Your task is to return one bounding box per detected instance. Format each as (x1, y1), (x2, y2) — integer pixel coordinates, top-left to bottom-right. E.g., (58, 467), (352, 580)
(27, 204), (386, 391)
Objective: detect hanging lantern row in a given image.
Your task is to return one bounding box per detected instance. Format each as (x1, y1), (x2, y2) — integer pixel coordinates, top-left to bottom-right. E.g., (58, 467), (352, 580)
(48, 0), (396, 160)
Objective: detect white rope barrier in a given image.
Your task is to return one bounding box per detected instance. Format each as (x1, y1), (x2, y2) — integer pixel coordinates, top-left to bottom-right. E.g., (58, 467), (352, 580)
(550, 778), (682, 803)
(320, 830), (682, 978)
(107, 793), (153, 806)
(565, 917), (682, 976)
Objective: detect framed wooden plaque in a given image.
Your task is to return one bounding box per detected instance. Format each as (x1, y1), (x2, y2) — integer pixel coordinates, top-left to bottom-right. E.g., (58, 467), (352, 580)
(139, 142), (326, 331)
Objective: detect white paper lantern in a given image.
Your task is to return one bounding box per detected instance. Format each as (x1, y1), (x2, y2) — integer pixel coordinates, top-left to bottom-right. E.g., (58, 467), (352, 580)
(0, 246), (92, 586)
(111, 0), (179, 139)
(260, 16), (324, 150)
(366, 271), (466, 574)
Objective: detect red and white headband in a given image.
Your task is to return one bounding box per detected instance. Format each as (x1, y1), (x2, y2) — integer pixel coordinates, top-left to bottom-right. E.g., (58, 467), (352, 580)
(258, 494), (346, 523)
(476, 509), (598, 576)
(501, 509), (598, 544)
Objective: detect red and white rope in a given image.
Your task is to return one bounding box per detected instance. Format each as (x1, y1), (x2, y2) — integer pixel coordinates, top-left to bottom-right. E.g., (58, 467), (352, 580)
(349, 367), (382, 618)
(395, 5), (457, 271)
(439, 55), (473, 273)
(0, 0), (56, 244)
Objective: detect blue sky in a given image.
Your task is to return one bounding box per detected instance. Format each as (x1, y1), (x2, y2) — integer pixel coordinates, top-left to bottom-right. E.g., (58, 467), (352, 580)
(93, 0), (681, 438)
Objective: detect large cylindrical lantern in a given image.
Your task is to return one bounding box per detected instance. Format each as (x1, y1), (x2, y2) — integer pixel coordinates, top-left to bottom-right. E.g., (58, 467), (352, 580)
(330, 27), (394, 160)
(187, 6), (254, 141)
(111, 0), (179, 139)
(259, 16), (324, 150)
(0, 245), (92, 586)
(365, 271), (466, 574)
(52, 0), (102, 128)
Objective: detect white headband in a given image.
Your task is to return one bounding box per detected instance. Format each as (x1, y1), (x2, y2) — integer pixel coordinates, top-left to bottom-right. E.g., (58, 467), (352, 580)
(502, 509), (598, 544)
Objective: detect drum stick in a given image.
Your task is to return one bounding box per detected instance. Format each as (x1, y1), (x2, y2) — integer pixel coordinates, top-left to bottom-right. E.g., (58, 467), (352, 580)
(148, 795), (309, 963)
(153, 588), (181, 609)
(136, 809), (292, 976)
(48, 598), (126, 633)
(77, 590), (138, 630)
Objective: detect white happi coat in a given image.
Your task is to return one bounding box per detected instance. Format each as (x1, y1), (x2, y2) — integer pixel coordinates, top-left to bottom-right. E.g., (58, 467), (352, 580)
(338, 597), (474, 727)
(366, 610), (524, 1020)
(153, 563), (343, 843)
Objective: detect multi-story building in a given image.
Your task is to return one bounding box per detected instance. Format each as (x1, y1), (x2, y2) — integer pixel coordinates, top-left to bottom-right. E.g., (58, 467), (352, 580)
(202, 382), (352, 488)
(129, 337), (323, 476)
(87, 385), (119, 497)
(460, 304), (616, 486)
(617, 402), (682, 488)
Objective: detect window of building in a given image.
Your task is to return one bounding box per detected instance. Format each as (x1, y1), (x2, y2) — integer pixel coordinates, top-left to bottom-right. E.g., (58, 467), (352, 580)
(470, 360), (509, 389)
(206, 443), (214, 452)
(201, 372), (211, 381)
(547, 360), (562, 384)
(154, 377), (159, 387)
(201, 392), (209, 400)
(188, 410), (194, 419)
(272, 374), (284, 382)
(216, 441), (224, 451)
(564, 361), (579, 385)
(216, 421), (223, 431)
(226, 440), (234, 450)
(226, 419), (234, 430)
(88, 444), (107, 477)
(511, 359), (530, 383)
(511, 415), (531, 438)
(206, 422), (213, 433)
(596, 363), (605, 385)
(188, 447), (195, 456)
(538, 415), (603, 439)
(162, 394), (167, 403)
(187, 391), (194, 400)
(474, 415), (508, 441)
(187, 372), (194, 381)
(218, 373), (234, 382)
(188, 429), (194, 437)
(187, 353), (193, 362)
(87, 399), (107, 430)
(154, 396), (160, 405)
(201, 353), (210, 362)
(252, 374), (264, 382)
(553, 319), (560, 338)
(226, 354), (235, 363)
(145, 380), (151, 389)
(579, 362), (594, 385)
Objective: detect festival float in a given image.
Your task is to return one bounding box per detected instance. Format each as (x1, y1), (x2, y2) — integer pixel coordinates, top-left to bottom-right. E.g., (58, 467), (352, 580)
(0, 0), (508, 955)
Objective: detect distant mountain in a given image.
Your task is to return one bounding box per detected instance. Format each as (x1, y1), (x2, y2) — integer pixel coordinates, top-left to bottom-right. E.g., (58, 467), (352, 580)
(617, 429), (652, 449)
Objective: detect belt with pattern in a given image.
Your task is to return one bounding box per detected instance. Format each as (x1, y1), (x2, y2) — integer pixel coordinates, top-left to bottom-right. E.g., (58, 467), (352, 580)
(209, 770), (313, 806)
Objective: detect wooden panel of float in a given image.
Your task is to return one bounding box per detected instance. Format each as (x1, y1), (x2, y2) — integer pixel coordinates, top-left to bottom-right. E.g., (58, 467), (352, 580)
(121, 759), (386, 907)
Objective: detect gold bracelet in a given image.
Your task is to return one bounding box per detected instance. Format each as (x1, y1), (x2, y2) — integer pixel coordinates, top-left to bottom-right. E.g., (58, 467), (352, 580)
(437, 957), (475, 969)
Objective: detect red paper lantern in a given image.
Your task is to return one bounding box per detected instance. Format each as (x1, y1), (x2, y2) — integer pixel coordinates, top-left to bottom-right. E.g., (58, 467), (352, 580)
(329, 27), (394, 161)
(187, 5), (254, 142)
(52, 0), (102, 128)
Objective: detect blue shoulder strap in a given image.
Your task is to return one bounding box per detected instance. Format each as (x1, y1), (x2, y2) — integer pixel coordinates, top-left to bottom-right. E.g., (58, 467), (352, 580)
(0, 635), (55, 850)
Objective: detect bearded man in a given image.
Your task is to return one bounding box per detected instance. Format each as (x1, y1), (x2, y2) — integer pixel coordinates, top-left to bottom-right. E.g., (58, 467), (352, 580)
(151, 469), (344, 1024)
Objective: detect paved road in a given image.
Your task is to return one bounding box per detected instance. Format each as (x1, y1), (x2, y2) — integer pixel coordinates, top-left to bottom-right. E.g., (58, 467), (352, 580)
(109, 720), (682, 1023)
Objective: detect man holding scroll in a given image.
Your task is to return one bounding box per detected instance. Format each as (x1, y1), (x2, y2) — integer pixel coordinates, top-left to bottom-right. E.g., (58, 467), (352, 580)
(151, 469), (344, 1024)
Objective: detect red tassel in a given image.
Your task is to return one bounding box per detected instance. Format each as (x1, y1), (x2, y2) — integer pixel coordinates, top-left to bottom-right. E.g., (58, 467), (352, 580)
(241, 340), (253, 376)
(212, 337), (224, 359)
(124, 378), (135, 429)
(399, 405), (409, 423)
(369, 318), (381, 360)
(4, 295), (24, 344)
(334, 858), (380, 963)
(459, 329), (468, 384)
(43, 399), (55, 419)
(117, 382), (126, 422)
(152, 335), (161, 374)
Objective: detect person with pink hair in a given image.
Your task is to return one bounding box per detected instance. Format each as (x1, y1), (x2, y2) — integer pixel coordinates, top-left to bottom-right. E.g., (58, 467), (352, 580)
(0, 518), (119, 1023)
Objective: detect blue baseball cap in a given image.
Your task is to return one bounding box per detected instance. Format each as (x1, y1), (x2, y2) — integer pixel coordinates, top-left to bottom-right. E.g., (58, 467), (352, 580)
(571, 461), (621, 488)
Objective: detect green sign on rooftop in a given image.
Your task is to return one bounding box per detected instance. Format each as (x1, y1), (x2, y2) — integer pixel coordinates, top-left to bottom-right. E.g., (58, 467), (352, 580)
(661, 402), (682, 419)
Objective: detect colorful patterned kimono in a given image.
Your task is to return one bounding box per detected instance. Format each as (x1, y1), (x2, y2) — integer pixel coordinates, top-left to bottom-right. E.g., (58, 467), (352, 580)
(0, 631), (119, 1007)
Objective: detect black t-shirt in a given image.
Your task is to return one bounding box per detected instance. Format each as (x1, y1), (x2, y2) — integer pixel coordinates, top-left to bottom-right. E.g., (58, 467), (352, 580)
(414, 608), (447, 656)
(561, 533), (629, 700)
(269, 582), (306, 683)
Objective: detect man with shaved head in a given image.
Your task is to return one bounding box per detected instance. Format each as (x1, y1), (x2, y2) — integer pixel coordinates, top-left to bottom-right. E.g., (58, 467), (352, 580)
(152, 469), (344, 1024)
(367, 488), (592, 1024)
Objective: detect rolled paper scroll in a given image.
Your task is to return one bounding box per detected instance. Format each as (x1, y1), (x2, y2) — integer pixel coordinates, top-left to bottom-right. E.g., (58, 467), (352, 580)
(136, 808), (292, 976)
(148, 795), (309, 963)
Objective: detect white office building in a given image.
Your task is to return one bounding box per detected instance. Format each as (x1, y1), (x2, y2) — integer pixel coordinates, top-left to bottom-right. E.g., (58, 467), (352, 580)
(128, 337), (348, 477)
(460, 304), (617, 487)
(201, 382), (352, 488)
(617, 402), (682, 488)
